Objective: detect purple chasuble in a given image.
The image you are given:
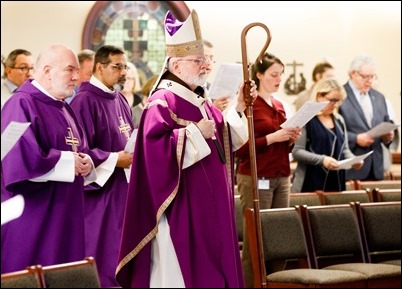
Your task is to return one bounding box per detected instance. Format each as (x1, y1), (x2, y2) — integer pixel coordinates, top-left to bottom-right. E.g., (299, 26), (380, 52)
(70, 82), (134, 288)
(1, 79), (88, 273)
(116, 84), (244, 288)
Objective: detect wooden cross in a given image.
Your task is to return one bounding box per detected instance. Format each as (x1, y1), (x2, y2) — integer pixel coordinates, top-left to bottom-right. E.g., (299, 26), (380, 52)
(285, 60), (305, 95)
(286, 60), (303, 75)
(118, 116), (131, 140)
(65, 127), (79, 152)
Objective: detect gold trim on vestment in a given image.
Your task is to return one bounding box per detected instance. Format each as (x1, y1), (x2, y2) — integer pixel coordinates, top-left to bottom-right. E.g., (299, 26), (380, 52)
(223, 125), (232, 184)
(166, 39), (204, 57)
(116, 106), (190, 274)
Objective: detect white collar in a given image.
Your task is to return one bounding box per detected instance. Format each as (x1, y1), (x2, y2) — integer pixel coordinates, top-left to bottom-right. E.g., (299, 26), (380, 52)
(157, 79), (205, 108)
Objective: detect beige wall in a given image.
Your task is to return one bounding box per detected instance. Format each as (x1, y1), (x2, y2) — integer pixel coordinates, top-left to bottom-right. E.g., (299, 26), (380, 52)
(1, 1), (400, 149)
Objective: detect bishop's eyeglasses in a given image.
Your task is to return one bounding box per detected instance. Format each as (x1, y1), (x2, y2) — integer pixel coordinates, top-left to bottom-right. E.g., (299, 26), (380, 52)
(177, 57), (208, 65)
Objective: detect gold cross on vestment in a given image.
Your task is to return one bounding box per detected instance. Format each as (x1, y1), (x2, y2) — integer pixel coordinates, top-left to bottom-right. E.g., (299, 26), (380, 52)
(118, 116), (131, 140)
(65, 127), (79, 152)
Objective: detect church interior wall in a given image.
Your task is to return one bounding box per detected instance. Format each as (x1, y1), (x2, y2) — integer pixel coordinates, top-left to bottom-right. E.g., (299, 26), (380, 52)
(1, 1), (400, 150)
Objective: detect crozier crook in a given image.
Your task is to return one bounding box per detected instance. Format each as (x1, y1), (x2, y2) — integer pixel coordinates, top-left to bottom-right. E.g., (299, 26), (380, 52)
(241, 22), (271, 288)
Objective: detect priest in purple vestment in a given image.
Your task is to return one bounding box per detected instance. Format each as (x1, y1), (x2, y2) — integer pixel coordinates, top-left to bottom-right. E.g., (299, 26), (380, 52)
(1, 44), (96, 274)
(70, 45), (134, 288)
(116, 10), (256, 288)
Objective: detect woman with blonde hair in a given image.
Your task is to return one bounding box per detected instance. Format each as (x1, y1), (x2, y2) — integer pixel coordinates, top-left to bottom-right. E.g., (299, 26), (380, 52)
(291, 77), (363, 192)
(120, 62), (142, 108)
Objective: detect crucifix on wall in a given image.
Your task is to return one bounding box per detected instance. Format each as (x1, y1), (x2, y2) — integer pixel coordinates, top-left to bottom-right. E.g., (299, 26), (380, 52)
(284, 60), (306, 95)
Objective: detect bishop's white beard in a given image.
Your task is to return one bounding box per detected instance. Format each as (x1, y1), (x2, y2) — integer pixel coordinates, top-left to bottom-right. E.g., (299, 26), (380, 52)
(180, 66), (207, 87)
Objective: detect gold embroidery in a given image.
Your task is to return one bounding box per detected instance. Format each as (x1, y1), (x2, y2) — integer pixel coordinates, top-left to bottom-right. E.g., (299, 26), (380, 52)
(116, 129), (186, 274)
(65, 127), (79, 153)
(118, 116), (131, 140)
(223, 125), (233, 183)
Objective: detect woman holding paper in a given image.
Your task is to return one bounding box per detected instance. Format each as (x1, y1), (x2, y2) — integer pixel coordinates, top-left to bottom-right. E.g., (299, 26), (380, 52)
(291, 77), (363, 193)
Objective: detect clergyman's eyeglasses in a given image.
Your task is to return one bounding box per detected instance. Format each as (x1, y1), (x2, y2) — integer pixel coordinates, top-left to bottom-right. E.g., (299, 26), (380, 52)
(12, 66), (34, 73)
(102, 63), (129, 71)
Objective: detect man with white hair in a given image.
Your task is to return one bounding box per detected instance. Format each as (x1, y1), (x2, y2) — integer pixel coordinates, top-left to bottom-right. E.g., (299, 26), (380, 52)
(339, 54), (395, 181)
(1, 44), (96, 274)
(116, 9), (257, 288)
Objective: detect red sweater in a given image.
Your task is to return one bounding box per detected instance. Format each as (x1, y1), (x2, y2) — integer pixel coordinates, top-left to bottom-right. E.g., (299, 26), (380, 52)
(236, 96), (292, 178)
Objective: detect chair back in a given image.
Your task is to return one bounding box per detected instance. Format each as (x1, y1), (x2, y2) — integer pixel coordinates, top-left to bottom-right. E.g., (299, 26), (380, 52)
(354, 201), (401, 263)
(319, 190), (372, 205)
(234, 195), (243, 250)
(1, 265), (44, 288)
(390, 171), (401, 180)
(372, 188), (401, 202)
(300, 204), (366, 268)
(356, 180), (401, 191)
(245, 207), (310, 287)
(42, 257), (100, 288)
(289, 192), (323, 207)
(345, 180), (358, 190)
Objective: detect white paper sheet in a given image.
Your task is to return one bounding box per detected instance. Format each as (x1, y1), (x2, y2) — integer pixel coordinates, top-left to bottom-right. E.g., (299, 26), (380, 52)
(124, 129), (138, 153)
(1, 195), (25, 225)
(366, 122), (400, 138)
(1, 122), (30, 161)
(336, 151), (374, 170)
(208, 63), (243, 100)
(124, 129), (138, 182)
(281, 101), (329, 128)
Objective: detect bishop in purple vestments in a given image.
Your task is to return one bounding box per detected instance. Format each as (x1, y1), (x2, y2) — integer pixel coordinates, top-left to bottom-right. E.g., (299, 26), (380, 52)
(116, 10), (254, 288)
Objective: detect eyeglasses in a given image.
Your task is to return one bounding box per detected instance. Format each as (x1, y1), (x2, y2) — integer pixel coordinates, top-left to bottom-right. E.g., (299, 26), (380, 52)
(12, 66), (34, 73)
(110, 64), (130, 71)
(178, 57), (207, 65)
(102, 63), (129, 71)
(357, 72), (377, 81)
(325, 97), (342, 104)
